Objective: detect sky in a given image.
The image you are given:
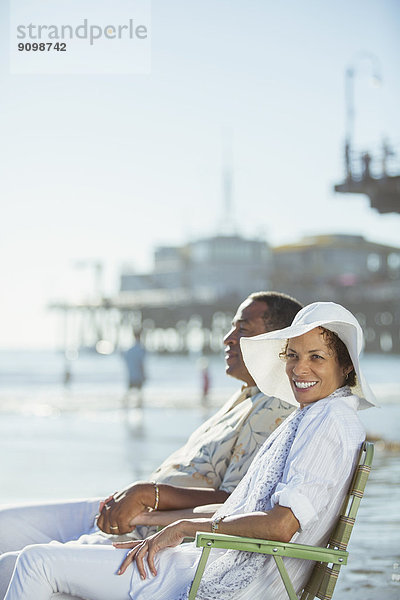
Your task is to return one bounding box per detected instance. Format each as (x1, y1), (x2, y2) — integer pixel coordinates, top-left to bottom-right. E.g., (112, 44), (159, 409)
(0, 0), (399, 349)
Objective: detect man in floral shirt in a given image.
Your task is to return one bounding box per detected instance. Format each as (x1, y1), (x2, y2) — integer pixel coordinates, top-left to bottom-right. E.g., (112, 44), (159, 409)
(148, 291), (302, 494)
(96, 291), (302, 536)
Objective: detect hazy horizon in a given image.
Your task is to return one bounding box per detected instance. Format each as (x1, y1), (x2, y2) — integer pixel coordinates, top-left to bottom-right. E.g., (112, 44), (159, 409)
(1, 0), (399, 349)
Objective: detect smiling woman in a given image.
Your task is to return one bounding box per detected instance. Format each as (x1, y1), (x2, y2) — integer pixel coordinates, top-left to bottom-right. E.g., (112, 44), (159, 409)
(282, 327), (354, 408)
(242, 302), (376, 412)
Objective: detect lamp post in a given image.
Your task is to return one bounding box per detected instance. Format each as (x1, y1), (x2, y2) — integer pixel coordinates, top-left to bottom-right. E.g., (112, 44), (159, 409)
(344, 52), (382, 180)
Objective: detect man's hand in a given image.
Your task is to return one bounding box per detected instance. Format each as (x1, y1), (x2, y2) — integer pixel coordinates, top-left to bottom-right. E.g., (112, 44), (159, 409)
(96, 482), (154, 535)
(97, 482), (229, 535)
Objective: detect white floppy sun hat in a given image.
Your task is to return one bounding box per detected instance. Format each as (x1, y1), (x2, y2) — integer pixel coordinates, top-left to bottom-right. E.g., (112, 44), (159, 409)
(240, 302), (377, 410)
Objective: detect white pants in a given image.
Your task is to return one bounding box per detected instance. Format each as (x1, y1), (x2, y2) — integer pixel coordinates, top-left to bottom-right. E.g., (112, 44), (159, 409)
(0, 500), (197, 600)
(3, 543), (132, 600)
(2, 540), (204, 600)
(0, 498), (106, 599)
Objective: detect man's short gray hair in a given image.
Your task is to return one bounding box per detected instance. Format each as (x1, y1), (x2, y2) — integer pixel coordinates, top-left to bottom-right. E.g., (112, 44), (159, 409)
(247, 291), (303, 332)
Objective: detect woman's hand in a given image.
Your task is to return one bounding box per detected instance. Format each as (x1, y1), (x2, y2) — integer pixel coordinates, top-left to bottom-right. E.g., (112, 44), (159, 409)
(114, 520), (189, 579)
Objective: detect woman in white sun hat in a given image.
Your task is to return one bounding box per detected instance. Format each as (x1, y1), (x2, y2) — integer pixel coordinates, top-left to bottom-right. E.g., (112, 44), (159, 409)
(3, 302), (376, 600)
(240, 300), (376, 412)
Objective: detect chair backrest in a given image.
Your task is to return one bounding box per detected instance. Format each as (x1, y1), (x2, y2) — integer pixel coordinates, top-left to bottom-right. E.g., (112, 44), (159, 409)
(300, 441), (374, 600)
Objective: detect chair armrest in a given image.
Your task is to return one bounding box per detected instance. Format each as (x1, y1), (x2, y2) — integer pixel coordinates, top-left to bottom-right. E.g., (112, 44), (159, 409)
(195, 532), (348, 565)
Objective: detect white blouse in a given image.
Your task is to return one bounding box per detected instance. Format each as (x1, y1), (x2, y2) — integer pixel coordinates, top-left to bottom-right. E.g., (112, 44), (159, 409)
(128, 389), (365, 600)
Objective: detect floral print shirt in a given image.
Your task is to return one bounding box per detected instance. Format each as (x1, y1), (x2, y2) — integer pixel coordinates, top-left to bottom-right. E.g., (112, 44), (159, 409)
(151, 387), (295, 493)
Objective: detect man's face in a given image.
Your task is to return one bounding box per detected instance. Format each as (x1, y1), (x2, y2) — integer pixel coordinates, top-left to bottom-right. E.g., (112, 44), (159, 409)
(223, 299), (270, 386)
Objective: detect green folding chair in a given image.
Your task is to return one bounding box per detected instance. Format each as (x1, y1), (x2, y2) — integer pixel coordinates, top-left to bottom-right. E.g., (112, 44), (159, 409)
(188, 441), (374, 600)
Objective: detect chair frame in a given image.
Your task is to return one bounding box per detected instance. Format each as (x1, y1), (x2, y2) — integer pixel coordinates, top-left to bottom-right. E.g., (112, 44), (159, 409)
(188, 441), (374, 600)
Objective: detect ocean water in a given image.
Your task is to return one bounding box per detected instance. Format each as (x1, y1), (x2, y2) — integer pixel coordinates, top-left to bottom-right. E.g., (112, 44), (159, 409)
(0, 349), (399, 598)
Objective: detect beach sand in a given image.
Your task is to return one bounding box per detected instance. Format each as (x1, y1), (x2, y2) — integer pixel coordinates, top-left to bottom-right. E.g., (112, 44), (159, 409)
(0, 349), (399, 598)
(1, 394), (399, 599)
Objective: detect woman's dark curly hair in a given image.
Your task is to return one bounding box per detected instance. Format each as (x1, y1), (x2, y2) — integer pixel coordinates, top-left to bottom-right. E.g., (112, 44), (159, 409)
(321, 328), (356, 386)
(280, 326), (356, 387)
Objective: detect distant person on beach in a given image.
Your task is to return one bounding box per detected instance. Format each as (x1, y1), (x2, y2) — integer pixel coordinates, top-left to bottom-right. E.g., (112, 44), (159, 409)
(1, 302), (376, 600)
(122, 330), (146, 409)
(0, 291), (302, 599)
(198, 356), (210, 407)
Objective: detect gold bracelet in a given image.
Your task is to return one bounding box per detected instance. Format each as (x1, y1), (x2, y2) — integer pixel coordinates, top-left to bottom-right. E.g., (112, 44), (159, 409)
(211, 515), (225, 534)
(149, 481), (159, 511)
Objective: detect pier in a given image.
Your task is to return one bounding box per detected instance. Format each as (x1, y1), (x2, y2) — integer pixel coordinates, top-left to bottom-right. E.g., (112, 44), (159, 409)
(334, 144), (400, 214)
(334, 55), (400, 214)
(50, 234), (400, 356)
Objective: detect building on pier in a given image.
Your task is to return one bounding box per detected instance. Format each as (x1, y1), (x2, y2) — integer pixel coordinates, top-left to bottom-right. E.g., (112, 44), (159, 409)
(121, 234), (272, 303)
(271, 234), (400, 353)
(50, 233), (400, 354)
(52, 234), (272, 354)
